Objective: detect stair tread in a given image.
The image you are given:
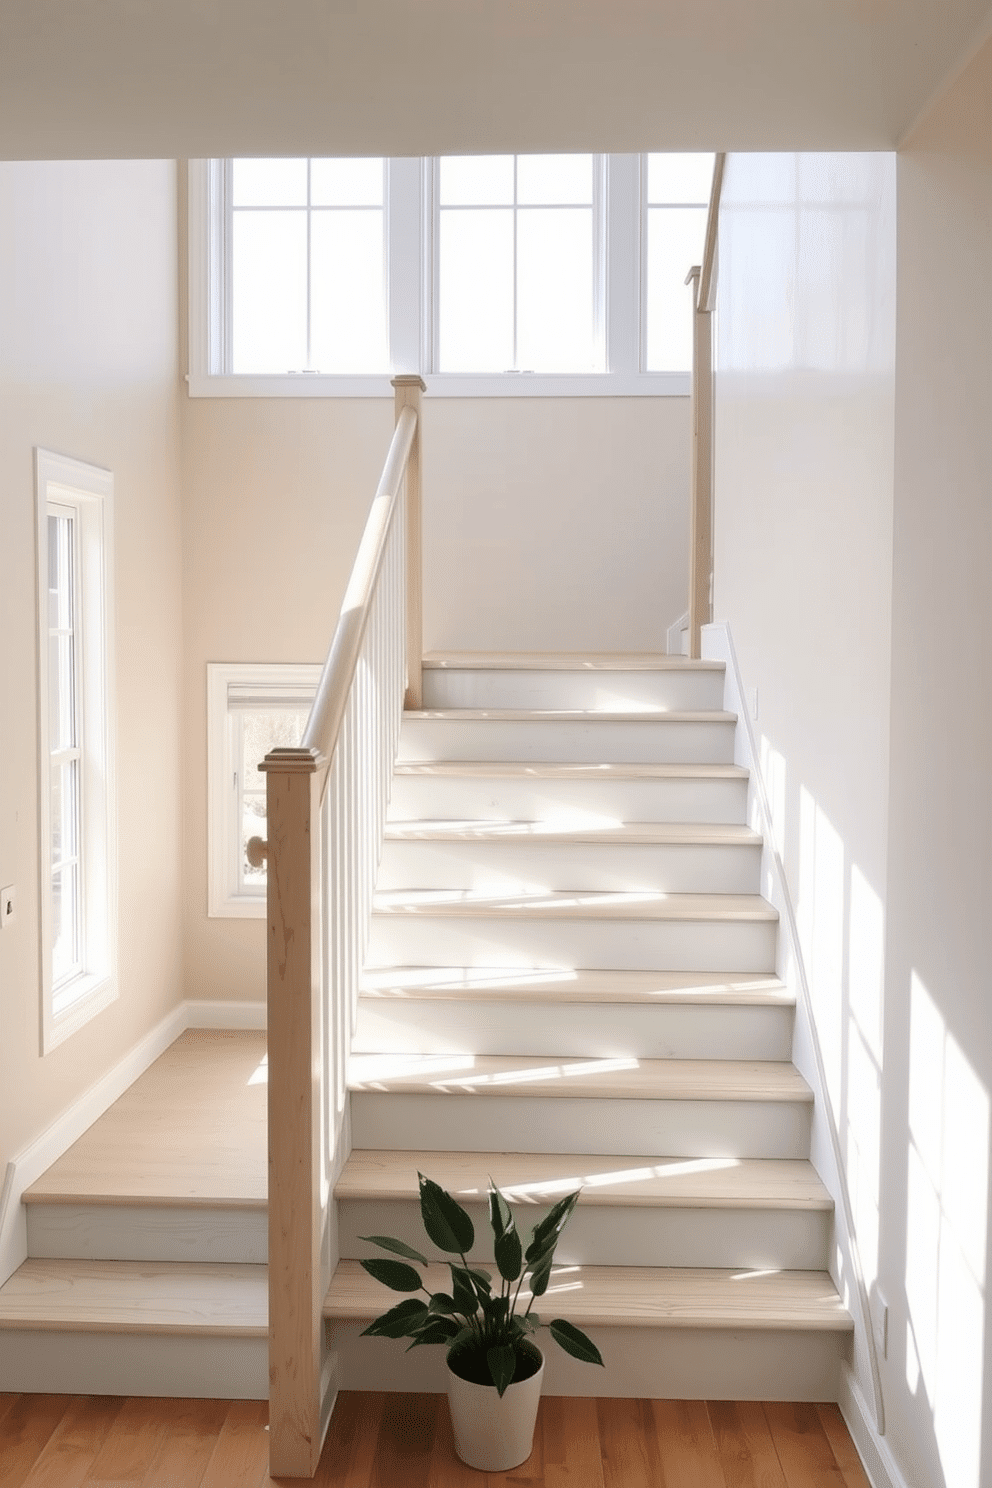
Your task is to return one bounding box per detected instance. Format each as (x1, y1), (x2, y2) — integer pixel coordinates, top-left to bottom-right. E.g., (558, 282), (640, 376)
(406, 709), (737, 723)
(348, 1054), (812, 1102)
(393, 761), (748, 780)
(360, 967), (791, 1005)
(384, 820), (762, 846)
(373, 889), (777, 921)
(422, 652), (724, 673)
(337, 1150), (832, 1210)
(0, 1258), (267, 1336)
(324, 1259), (852, 1331)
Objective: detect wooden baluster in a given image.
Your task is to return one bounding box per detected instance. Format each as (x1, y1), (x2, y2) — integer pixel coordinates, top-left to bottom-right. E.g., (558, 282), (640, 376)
(687, 265), (714, 660)
(392, 375), (425, 709)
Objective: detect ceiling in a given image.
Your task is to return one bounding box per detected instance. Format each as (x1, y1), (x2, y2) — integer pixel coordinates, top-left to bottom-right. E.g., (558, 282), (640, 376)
(1, 0), (991, 159)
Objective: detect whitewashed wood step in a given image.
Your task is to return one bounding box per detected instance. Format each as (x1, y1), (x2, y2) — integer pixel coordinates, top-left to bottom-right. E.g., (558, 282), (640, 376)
(367, 889), (779, 973)
(355, 967), (793, 1059)
(379, 820), (762, 895)
(335, 1150), (832, 1269)
(348, 1055), (813, 1159)
(421, 654), (726, 712)
(0, 1258), (268, 1398)
(388, 760), (750, 825)
(23, 1197), (268, 1265)
(398, 711), (738, 765)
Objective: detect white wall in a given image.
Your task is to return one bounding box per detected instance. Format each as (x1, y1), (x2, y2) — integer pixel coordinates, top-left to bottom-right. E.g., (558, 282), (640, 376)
(0, 162), (183, 1173)
(180, 392), (689, 1002)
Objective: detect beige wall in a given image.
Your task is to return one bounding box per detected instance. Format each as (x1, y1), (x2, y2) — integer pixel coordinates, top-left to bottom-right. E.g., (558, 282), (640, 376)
(884, 36), (992, 1488)
(180, 393), (690, 1001)
(0, 161), (183, 1170)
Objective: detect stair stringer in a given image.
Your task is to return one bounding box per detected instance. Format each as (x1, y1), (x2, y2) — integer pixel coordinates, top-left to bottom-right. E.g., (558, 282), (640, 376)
(702, 622), (885, 1441)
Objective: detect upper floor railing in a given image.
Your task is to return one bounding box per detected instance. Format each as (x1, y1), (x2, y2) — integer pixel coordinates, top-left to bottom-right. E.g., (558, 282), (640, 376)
(255, 375), (424, 1476)
(686, 152), (725, 658)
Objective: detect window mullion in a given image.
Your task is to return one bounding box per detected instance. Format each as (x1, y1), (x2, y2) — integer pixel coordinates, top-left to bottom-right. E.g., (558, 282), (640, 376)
(512, 156), (519, 373)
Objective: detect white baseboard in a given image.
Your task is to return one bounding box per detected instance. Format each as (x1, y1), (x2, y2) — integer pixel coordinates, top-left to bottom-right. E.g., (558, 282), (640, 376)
(0, 997), (267, 1288)
(839, 1364), (912, 1488)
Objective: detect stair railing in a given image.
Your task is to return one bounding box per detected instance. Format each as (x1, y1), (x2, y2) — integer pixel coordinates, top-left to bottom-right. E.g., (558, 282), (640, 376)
(685, 152), (725, 659)
(255, 375), (425, 1477)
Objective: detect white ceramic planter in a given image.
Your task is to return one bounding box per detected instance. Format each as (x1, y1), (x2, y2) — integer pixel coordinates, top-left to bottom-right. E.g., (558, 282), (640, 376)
(446, 1346), (545, 1471)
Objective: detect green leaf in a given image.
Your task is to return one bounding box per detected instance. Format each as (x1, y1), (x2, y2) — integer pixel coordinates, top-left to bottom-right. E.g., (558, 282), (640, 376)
(358, 1234), (429, 1266)
(447, 1324), (478, 1355)
(528, 1254), (554, 1298)
(428, 1291), (460, 1315)
(549, 1318), (604, 1367)
(449, 1265), (481, 1317)
(514, 1312), (541, 1335)
(488, 1180), (513, 1243)
(494, 1226), (523, 1283)
(465, 1266), (493, 1295)
(360, 1257), (423, 1293)
(361, 1298), (430, 1338)
(406, 1318), (461, 1349)
(419, 1174), (475, 1254)
(487, 1342), (517, 1397)
(525, 1191), (580, 1263)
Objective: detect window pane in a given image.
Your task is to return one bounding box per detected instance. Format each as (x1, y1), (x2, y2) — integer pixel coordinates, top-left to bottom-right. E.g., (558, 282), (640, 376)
(232, 211), (308, 373)
(49, 633), (76, 752)
(311, 157), (384, 207)
(439, 209), (514, 372)
(647, 153), (715, 205)
(233, 158), (307, 207)
(239, 708), (310, 887)
(310, 211), (388, 372)
(517, 208), (596, 371)
(51, 861), (79, 988)
(440, 155), (514, 206)
(51, 759), (79, 864)
(48, 513), (73, 630)
(646, 205), (708, 371)
(517, 154), (592, 206)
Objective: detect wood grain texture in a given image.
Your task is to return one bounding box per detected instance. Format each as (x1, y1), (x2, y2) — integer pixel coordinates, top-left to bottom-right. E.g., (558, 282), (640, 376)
(384, 821), (762, 846)
(23, 1031), (267, 1208)
(371, 888), (776, 922)
(0, 1394), (872, 1487)
(347, 1054), (812, 1104)
(360, 967), (790, 1005)
(325, 1261), (852, 1331)
(406, 708), (737, 723)
(423, 654), (725, 671)
(393, 760), (749, 780)
(337, 1150), (833, 1211)
(0, 1259), (267, 1335)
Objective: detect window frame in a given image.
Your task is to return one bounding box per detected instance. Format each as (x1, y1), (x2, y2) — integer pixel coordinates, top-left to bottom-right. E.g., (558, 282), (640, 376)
(206, 662), (321, 918)
(35, 449), (117, 1054)
(188, 155), (699, 398)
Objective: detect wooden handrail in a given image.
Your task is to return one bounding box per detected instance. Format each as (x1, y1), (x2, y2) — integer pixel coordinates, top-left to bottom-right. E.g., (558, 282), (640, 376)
(686, 153), (726, 659)
(300, 376), (425, 781)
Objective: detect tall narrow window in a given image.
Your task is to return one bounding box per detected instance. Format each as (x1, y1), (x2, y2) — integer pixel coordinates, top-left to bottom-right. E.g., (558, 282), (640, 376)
(36, 451), (116, 1052)
(644, 153), (715, 371)
(436, 154), (602, 373)
(230, 157), (388, 374)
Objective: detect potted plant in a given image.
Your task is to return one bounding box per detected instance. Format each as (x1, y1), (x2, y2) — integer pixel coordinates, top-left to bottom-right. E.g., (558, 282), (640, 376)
(359, 1172), (604, 1471)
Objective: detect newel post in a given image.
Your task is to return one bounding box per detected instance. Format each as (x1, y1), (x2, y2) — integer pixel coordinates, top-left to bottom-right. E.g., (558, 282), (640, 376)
(686, 267), (714, 660)
(392, 374), (426, 709)
(260, 745), (325, 1478)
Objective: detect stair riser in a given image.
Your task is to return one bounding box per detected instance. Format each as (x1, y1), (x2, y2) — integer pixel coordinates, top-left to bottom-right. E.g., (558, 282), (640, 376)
(353, 998), (793, 1060)
(329, 1321), (847, 1401)
(422, 669), (726, 713)
(351, 1093), (812, 1159)
(339, 1200), (830, 1270)
(388, 773), (749, 825)
(378, 840), (761, 895)
(0, 1331), (267, 1399)
(367, 914), (778, 974)
(398, 718), (736, 765)
(25, 1205), (268, 1265)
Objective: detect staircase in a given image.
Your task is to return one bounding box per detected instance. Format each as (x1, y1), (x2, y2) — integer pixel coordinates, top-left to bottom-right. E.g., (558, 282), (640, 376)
(324, 653), (853, 1399)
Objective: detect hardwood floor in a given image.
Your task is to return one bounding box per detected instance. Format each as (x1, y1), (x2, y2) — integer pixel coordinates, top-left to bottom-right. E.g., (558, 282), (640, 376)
(0, 1391), (870, 1487)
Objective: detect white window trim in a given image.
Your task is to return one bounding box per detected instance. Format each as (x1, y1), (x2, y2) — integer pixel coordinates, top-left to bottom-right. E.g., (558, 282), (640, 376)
(207, 662), (321, 918)
(187, 156), (692, 399)
(35, 449), (117, 1054)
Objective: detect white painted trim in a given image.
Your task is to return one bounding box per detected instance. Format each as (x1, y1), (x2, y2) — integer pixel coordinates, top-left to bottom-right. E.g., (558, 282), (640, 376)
(0, 998), (267, 1290)
(186, 370), (690, 399)
(839, 1363), (911, 1488)
(666, 610), (690, 655)
(702, 621), (886, 1441)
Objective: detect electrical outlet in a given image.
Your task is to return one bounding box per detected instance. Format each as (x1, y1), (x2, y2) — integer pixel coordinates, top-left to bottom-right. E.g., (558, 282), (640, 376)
(0, 885), (15, 929)
(870, 1287), (888, 1358)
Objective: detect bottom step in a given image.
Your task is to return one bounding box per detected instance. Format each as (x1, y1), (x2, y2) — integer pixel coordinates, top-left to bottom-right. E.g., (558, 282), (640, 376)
(0, 1258), (268, 1399)
(324, 1260), (852, 1401)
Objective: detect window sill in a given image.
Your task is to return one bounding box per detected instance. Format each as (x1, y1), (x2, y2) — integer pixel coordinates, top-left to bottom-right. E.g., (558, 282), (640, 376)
(186, 371), (691, 400)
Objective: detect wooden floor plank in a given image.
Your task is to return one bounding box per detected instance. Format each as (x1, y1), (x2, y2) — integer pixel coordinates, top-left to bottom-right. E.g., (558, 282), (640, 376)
(652, 1399), (724, 1488)
(78, 1396), (172, 1486)
(541, 1396), (603, 1488)
(597, 1398), (660, 1488)
(200, 1401), (270, 1488)
(369, 1392), (439, 1488)
(815, 1406), (871, 1488)
(0, 1395), (71, 1488)
(140, 1398), (230, 1488)
(20, 1397), (123, 1488)
(708, 1400), (788, 1488)
(762, 1403), (845, 1488)
(0, 1402), (19, 1436)
(306, 1391), (382, 1488)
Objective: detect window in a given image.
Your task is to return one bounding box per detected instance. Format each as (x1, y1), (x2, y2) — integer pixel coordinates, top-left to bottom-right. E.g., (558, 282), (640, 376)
(207, 664), (320, 917)
(35, 450), (116, 1052)
(188, 153), (714, 397)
